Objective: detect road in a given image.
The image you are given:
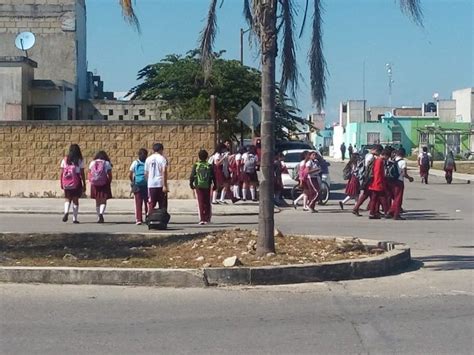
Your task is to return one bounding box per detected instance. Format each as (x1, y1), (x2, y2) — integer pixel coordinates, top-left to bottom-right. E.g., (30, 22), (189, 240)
(1, 163), (473, 354)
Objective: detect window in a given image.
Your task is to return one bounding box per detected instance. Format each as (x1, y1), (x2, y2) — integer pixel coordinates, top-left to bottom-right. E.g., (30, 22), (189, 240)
(134, 115), (139, 120)
(124, 109), (129, 115)
(118, 115), (124, 121)
(392, 132), (402, 144)
(367, 132), (380, 144)
(103, 115), (108, 121)
(31, 106), (60, 120)
(342, 104), (347, 113)
(108, 109), (114, 116)
(139, 109), (146, 116)
(419, 132), (429, 145)
(68, 108), (73, 120)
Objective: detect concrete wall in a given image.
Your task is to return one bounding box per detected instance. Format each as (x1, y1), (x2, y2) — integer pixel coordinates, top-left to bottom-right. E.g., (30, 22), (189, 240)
(437, 100), (457, 122)
(79, 100), (173, 121)
(0, 120), (215, 198)
(347, 100), (366, 124)
(452, 88), (473, 123)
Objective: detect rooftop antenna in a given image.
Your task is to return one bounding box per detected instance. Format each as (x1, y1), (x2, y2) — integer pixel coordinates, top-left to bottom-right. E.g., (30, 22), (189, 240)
(15, 32), (36, 58)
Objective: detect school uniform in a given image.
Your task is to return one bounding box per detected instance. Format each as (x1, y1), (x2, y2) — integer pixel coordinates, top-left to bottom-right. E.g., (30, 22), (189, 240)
(353, 153), (374, 213)
(418, 152), (431, 183)
(89, 159), (113, 200)
(306, 160), (320, 210)
(210, 152), (229, 187)
(388, 157), (407, 219)
(345, 164), (360, 197)
(368, 157), (388, 217)
(145, 153), (167, 211)
(241, 152), (259, 184)
(130, 159), (148, 223)
(60, 158), (84, 199)
(190, 161), (216, 223)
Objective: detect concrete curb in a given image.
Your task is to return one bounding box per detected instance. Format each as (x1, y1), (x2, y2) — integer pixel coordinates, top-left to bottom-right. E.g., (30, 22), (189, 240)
(0, 210), (262, 217)
(0, 234), (411, 287)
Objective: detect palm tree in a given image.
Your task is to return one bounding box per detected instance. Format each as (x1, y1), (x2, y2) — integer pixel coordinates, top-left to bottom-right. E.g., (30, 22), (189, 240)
(119, 0), (423, 256)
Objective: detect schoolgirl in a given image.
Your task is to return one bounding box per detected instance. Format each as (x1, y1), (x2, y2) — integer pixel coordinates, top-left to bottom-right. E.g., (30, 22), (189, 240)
(293, 151), (309, 209)
(339, 153), (360, 209)
(129, 148), (148, 225)
(305, 151), (321, 213)
(89, 150), (113, 223)
(241, 145), (259, 201)
(210, 143), (230, 204)
(60, 144), (86, 223)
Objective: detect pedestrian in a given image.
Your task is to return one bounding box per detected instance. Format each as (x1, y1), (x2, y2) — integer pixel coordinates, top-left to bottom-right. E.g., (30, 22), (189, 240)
(387, 149), (414, 220)
(293, 150), (310, 209)
(129, 148), (148, 225)
(241, 145), (259, 201)
(348, 143), (353, 159)
(273, 152), (287, 205)
(444, 151), (456, 184)
(340, 142), (346, 161)
(89, 150), (113, 223)
(305, 151), (321, 213)
(190, 149), (217, 225)
(60, 144), (86, 223)
(418, 146), (432, 184)
(367, 147), (388, 219)
(145, 143), (168, 212)
(352, 145), (378, 216)
(209, 143), (230, 204)
(230, 146), (245, 201)
(339, 153), (360, 209)
(318, 144), (324, 156)
(353, 145), (359, 154)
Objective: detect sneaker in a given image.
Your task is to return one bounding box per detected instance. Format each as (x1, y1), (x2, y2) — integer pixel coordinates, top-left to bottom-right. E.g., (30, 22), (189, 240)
(231, 197), (240, 204)
(339, 201), (344, 210)
(62, 213), (68, 222)
(252, 199), (258, 202)
(352, 210), (362, 217)
(369, 215), (381, 220)
(218, 200), (228, 204)
(302, 207), (309, 211)
(136, 221), (142, 225)
(73, 220), (79, 224)
(98, 214), (104, 223)
(198, 221), (205, 225)
(211, 201), (218, 205)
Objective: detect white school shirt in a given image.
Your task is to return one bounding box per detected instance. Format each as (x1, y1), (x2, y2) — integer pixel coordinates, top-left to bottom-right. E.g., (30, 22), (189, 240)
(242, 152), (259, 165)
(305, 160), (320, 178)
(88, 159), (112, 172)
(364, 153), (374, 166)
(60, 158), (84, 173)
(396, 158), (407, 182)
(145, 153), (167, 188)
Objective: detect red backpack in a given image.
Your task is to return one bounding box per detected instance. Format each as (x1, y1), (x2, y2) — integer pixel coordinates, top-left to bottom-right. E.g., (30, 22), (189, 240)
(61, 158), (81, 190)
(88, 160), (108, 186)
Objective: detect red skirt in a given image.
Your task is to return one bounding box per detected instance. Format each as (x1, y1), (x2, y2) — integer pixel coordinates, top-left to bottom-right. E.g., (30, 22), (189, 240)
(242, 172), (258, 184)
(64, 184), (83, 199)
(214, 165), (229, 187)
(345, 175), (360, 196)
(90, 183), (112, 200)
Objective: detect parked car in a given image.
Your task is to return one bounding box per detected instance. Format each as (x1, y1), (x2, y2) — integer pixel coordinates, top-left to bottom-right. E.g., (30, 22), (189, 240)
(275, 140), (315, 153)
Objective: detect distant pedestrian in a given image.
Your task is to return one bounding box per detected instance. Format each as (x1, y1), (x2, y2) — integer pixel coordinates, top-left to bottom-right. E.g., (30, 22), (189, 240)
(444, 151), (456, 184)
(145, 143), (168, 212)
(339, 153), (360, 210)
(190, 149), (217, 225)
(241, 145), (259, 201)
(129, 148), (148, 225)
(368, 147), (388, 219)
(353, 145), (359, 154)
(418, 146), (432, 184)
(89, 150), (113, 223)
(318, 144), (324, 156)
(60, 144), (86, 223)
(209, 143), (230, 204)
(340, 142), (346, 161)
(348, 143), (353, 159)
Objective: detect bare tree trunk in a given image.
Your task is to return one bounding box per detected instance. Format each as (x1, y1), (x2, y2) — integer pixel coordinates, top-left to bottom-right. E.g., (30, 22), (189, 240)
(256, 0), (277, 256)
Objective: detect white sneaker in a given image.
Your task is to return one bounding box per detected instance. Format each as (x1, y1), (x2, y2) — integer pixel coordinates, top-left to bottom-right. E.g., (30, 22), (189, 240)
(136, 221), (142, 225)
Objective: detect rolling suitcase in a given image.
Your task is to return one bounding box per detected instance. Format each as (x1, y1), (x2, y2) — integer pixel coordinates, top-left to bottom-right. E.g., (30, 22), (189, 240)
(146, 208), (170, 230)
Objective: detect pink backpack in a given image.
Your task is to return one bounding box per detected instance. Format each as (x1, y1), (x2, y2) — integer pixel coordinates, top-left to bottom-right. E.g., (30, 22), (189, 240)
(61, 158), (81, 190)
(88, 160), (108, 186)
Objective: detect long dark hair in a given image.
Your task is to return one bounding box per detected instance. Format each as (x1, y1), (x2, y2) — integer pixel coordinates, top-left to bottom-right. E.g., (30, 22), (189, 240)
(345, 152), (359, 170)
(66, 144), (83, 166)
(94, 150), (111, 163)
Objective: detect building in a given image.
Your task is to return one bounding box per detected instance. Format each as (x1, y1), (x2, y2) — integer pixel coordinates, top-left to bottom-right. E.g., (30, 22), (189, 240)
(80, 99), (172, 121)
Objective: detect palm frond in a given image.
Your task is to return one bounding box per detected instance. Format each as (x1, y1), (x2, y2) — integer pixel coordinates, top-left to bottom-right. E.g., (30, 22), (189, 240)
(199, 0), (219, 79)
(243, 0), (253, 28)
(309, 0), (326, 110)
(399, 0), (424, 26)
(279, 0), (298, 97)
(118, 0), (141, 32)
(298, 0), (309, 38)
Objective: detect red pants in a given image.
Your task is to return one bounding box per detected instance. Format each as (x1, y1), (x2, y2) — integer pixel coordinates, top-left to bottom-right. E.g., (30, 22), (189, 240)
(369, 190), (387, 217)
(306, 177), (319, 209)
(354, 189), (370, 212)
(195, 188), (212, 222)
(148, 187), (165, 212)
(134, 190), (148, 222)
(385, 180), (395, 212)
(388, 180), (404, 218)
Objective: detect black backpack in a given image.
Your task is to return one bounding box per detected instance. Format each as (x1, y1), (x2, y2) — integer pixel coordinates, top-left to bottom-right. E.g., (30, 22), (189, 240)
(146, 208), (171, 230)
(385, 160), (400, 180)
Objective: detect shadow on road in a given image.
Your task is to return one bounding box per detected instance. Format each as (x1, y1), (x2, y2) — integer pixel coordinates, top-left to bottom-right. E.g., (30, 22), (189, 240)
(416, 255), (474, 271)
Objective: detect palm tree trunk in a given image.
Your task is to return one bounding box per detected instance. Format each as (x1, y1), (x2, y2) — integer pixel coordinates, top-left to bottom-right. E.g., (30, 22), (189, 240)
(256, 0), (277, 256)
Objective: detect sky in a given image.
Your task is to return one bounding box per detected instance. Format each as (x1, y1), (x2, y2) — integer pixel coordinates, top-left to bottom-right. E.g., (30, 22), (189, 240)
(87, 0), (473, 122)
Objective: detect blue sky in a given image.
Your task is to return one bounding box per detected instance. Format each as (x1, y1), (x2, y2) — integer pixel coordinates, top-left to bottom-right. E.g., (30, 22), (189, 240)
(87, 0), (473, 122)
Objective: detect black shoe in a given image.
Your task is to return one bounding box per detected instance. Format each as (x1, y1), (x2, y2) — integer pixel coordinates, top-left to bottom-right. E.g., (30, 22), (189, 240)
(98, 214), (104, 223)
(352, 210), (361, 217)
(252, 199), (258, 202)
(339, 201), (344, 210)
(73, 220), (80, 224)
(394, 216), (406, 220)
(369, 215), (381, 219)
(62, 213), (68, 222)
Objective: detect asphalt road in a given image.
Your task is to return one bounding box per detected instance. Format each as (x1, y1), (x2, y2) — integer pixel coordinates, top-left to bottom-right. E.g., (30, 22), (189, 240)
(1, 163), (473, 354)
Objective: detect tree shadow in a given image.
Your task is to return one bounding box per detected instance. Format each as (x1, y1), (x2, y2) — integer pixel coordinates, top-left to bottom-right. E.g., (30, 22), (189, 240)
(402, 210), (461, 221)
(416, 255), (474, 271)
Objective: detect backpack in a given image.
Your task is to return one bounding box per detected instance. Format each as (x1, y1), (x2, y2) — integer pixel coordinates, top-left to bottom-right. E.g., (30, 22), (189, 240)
(342, 164), (352, 180)
(146, 208), (171, 230)
(420, 153), (430, 169)
(88, 160), (108, 186)
(385, 160), (400, 180)
(243, 154), (257, 173)
(355, 158), (366, 185)
(133, 160), (146, 186)
(61, 159), (81, 190)
(194, 161), (212, 189)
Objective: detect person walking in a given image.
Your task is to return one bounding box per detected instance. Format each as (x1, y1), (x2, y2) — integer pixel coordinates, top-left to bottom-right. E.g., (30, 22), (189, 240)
(367, 147), (388, 219)
(352, 145), (378, 216)
(348, 144), (354, 159)
(273, 152), (287, 206)
(293, 151), (310, 209)
(340, 142), (347, 161)
(190, 149), (217, 225)
(418, 146), (432, 184)
(444, 151), (456, 184)
(305, 151), (321, 213)
(339, 153), (360, 209)
(89, 151), (113, 223)
(60, 144), (86, 224)
(387, 149), (414, 220)
(241, 145), (259, 201)
(209, 143), (230, 204)
(145, 143), (168, 212)
(129, 148), (148, 225)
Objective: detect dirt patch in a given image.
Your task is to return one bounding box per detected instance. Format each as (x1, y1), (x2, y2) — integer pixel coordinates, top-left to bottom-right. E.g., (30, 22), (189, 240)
(0, 230), (384, 268)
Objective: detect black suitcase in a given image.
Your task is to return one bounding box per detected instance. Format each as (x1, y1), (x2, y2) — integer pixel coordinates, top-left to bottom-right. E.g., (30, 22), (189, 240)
(146, 208), (171, 230)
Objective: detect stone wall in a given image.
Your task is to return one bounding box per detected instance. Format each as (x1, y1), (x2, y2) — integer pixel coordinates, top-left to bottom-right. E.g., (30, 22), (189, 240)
(0, 120), (214, 198)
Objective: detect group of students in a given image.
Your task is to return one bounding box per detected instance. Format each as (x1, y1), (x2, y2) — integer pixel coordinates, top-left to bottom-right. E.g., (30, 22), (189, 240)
(339, 145), (414, 220)
(60, 143), (168, 225)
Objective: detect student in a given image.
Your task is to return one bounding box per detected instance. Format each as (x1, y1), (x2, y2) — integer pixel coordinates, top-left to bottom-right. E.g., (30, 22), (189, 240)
(60, 144), (86, 223)
(89, 151), (113, 223)
(305, 151), (321, 213)
(209, 143), (230, 204)
(367, 147), (388, 219)
(273, 152), (287, 205)
(387, 149), (414, 220)
(189, 149), (217, 225)
(230, 147), (245, 201)
(418, 146), (432, 184)
(145, 143), (168, 212)
(129, 148), (148, 225)
(293, 151), (310, 209)
(241, 145), (259, 201)
(339, 153), (360, 209)
(444, 151), (456, 184)
(352, 145), (378, 216)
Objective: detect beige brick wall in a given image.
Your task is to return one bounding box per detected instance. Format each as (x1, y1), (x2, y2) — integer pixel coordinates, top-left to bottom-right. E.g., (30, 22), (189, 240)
(0, 121), (215, 182)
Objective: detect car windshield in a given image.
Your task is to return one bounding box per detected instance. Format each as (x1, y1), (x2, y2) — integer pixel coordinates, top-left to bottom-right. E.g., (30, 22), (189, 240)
(283, 153), (302, 163)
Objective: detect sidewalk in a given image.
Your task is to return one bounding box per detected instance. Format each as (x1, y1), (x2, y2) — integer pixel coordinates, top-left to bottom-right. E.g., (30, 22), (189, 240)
(0, 198), (262, 216)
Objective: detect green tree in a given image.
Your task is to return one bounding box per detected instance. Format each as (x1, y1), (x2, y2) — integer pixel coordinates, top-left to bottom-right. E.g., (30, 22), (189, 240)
(120, 0), (423, 256)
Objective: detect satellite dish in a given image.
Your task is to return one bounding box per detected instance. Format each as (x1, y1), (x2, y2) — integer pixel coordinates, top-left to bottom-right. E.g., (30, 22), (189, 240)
(15, 32), (36, 57)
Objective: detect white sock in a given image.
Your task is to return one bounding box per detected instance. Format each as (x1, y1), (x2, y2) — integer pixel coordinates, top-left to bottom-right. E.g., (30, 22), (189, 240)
(233, 185), (240, 198)
(303, 195), (308, 208)
(212, 191), (218, 203)
(99, 204), (106, 215)
(72, 204), (79, 221)
(250, 187), (256, 200)
(342, 196), (351, 204)
(220, 188), (226, 201)
(64, 202), (71, 214)
(294, 193), (304, 204)
(242, 188), (247, 200)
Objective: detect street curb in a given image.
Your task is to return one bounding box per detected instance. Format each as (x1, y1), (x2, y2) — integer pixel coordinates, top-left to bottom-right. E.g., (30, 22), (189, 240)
(0, 210), (262, 217)
(0, 235), (410, 287)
